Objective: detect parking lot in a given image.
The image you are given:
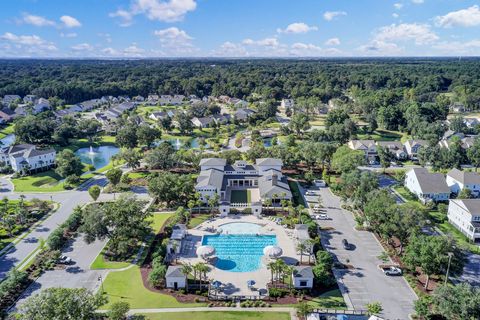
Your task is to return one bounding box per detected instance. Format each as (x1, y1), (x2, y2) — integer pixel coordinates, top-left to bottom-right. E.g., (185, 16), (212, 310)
(301, 184), (416, 319)
(14, 236), (109, 309)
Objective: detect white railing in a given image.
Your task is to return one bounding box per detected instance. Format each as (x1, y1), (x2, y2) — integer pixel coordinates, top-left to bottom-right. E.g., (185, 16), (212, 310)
(230, 202), (250, 208)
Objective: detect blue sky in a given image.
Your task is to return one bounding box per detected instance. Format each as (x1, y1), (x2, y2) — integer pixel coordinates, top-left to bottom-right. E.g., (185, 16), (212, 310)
(1, 0), (480, 57)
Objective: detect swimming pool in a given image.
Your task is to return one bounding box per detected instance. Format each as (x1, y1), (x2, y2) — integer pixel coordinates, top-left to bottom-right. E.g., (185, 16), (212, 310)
(202, 222), (277, 272)
(218, 222), (263, 234)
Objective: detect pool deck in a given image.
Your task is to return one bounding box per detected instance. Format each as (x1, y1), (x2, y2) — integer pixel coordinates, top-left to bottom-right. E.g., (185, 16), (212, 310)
(178, 215), (300, 297)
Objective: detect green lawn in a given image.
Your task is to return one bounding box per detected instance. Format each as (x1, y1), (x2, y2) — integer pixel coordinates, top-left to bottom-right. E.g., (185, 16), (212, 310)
(12, 170), (65, 192)
(141, 312), (291, 320)
(288, 180), (306, 207)
(188, 214), (210, 228)
(356, 129), (405, 142)
(0, 123), (14, 139)
(91, 213), (174, 270)
(230, 190), (250, 203)
(100, 265), (206, 309)
(307, 289), (346, 309)
(393, 186), (418, 203)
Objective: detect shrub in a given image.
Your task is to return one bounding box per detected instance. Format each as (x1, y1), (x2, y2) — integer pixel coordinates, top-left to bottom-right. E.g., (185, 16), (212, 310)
(268, 288), (289, 298)
(109, 301), (130, 320)
(46, 228), (66, 250)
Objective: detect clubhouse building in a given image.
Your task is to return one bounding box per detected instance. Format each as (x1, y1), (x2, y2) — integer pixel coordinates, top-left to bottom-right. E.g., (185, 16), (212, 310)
(195, 158), (292, 215)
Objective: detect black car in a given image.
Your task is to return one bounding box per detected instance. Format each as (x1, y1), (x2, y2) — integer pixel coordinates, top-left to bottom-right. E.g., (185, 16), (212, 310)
(342, 239), (352, 250)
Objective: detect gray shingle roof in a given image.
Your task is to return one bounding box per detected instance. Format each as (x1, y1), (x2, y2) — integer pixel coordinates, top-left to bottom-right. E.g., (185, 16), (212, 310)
(256, 158), (283, 166)
(199, 158), (227, 167)
(196, 169), (224, 190)
(293, 266), (314, 278)
(451, 199), (480, 216)
(447, 168), (480, 185)
(410, 168), (450, 194)
(165, 266), (185, 278)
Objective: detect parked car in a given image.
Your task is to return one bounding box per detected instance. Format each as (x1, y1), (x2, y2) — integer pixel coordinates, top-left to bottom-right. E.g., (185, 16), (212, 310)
(305, 190), (319, 196)
(382, 266), (402, 276)
(313, 180), (327, 187)
(315, 214), (329, 220)
(342, 239), (353, 250)
(58, 255), (72, 265)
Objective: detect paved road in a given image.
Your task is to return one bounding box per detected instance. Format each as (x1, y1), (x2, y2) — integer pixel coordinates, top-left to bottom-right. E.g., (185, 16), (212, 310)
(300, 184), (416, 319)
(0, 171), (143, 281)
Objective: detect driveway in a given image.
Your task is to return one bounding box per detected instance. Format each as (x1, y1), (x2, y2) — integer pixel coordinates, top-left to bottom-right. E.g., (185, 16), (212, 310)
(300, 184), (416, 319)
(12, 236), (109, 310)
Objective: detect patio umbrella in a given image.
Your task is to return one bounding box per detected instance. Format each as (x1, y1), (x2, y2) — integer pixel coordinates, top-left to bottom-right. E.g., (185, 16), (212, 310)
(263, 245), (283, 259)
(212, 280), (222, 288)
(247, 280), (256, 287)
(196, 245), (216, 259)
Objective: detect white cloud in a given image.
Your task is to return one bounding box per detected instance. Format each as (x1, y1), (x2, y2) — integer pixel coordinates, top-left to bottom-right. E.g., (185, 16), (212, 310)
(60, 32), (77, 38)
(60, 15), (81, 28)
(394, 3), (403, 10)
(213, 41), (249, 57)
(277, 22), (318, 34)
(21, 13), (55, 27)
(154, 27), (198, 55)
(411, 0), (424, 4)
(325, 38), (341, 46)
(124, 45), (145, 55)
(433, 39), (480, 54)
(98, 33), (112, 43)
(0, 32), (57, 57)
(111, 0), (197, 25)
(242, 37), (279, 47)
(71, 43), (94, 51)
(323, 11), (347, 21)
(392, 13), (399, 18)
(374, 23), (438, 45)
(358, 40), (403, 55)
(435, 5), (480, 28)
(109, 9), (134, 27)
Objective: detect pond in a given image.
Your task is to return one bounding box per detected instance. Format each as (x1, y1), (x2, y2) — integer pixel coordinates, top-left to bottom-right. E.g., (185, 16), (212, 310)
(75, 145), (120, 170)
(0, 134), (16, 147)
(155, 138), (209, 150)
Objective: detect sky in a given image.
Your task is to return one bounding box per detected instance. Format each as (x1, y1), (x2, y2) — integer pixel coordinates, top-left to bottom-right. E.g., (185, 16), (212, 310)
(1, 0), (480, 58)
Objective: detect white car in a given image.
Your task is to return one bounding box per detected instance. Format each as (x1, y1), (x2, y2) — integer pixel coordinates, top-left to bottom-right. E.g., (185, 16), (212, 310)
(313, 180), (326, 187)
(305, 190), (317, 196)
(315, 214), (329, 220)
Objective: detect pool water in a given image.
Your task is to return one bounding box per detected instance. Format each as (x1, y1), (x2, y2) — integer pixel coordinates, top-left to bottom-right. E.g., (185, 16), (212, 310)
(202, 223), (277, 272)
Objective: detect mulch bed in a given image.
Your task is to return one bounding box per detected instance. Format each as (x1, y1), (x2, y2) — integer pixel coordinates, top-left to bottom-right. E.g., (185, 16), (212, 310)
(139, 266), (207, 303)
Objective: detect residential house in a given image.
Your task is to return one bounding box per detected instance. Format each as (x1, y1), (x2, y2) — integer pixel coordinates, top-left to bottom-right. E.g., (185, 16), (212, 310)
(2, 95), (21, 106)
(348, 140), (377, 161)
(448, 199), (480, 242)
(234, 108), (256, 121)
(23, 95), (38, 104)
(147, 94), (159, 104)
(133, 95), (145, 102)
(446, 168), (480, 196)
(0, 108), (16, 123)
(230, 98), (248, 108)
(79, 99), (101, 111)
(376, 141), (407, 160)
(464, 118), (480, 128)
(280, 99), (294, 110)
(192, 116), (215, 128)
(292, 266), (314, 289)
(405, 168), (450, 203)
(149, 111), (168, 121)
(32, 98), (50, 114)
(171, 95), (185, 105)
(403, 140), (428, 160)
(0, 144), (56, 173)
(165, 266), (186, 290)
(213, 113), (231, 125)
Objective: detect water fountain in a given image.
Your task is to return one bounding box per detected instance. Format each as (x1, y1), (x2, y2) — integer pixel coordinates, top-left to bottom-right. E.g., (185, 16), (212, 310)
(75, 145), (120, 170)
(175, 138), (182, 150)
(88, 145), (95, 154)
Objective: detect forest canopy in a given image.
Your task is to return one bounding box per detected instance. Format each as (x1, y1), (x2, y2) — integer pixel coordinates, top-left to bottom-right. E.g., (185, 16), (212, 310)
(1, 58), (480, 107)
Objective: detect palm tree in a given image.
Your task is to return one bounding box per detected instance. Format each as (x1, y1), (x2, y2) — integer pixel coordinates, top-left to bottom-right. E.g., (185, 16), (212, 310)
(297, 242), (307, 265)
(180, 263), (192, 292)
(196, 263), (209, 291)
(267, 261), (277, 286)
(296, 302), (314, 320)
(285, 265), (295, 292)
(192, 263), (199, 286)
(275, 259), (287, 284)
